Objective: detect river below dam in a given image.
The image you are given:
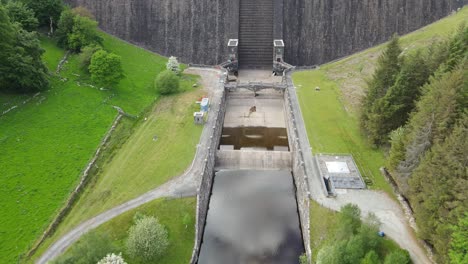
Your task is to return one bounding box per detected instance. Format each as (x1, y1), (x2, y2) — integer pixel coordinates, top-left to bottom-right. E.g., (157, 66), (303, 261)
(198, 169), (304, 264)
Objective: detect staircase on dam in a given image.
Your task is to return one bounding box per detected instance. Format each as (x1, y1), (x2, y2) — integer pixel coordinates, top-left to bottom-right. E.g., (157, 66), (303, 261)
(238, 0), (274, 69)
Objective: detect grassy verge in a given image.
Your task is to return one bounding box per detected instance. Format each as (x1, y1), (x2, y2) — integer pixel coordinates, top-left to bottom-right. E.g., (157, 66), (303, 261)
(292, 7), (467, 194)
(0, 32), (168, 263)
(52, 197), (196, 264)
(309, 201), (339, 260)
(294, 71), (391, 192)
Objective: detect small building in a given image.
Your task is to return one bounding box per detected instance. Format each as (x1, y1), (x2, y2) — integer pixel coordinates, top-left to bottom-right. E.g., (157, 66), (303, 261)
(194, 112), (205, 125)
(200, 98), (209, 112)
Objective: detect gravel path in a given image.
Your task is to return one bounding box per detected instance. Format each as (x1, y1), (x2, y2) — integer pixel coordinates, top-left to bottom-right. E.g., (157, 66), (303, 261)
(36, 67), (224, 264)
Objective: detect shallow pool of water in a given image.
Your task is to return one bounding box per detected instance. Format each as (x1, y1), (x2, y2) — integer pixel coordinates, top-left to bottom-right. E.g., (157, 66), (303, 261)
(198, 170), (304, 264)
(220, 127), (289, 150)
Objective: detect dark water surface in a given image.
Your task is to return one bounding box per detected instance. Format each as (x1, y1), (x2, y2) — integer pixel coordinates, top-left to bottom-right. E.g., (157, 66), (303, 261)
(220, 127), (289, 150)
(198, 170), (304, 264)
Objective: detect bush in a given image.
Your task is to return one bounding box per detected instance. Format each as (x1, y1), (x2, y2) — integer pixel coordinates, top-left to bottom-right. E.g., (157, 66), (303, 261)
(97, 253), (127, 264)
(89, 50), (124, 88)
(384, 249), (411, 264)
(155, 70), (180, 95)
(68, 15), (102, 52)
(52, 233), (115, 264)
(166, 56), (180, 74)
(78, 44), (102, 71)
(126, 216), (169, 261)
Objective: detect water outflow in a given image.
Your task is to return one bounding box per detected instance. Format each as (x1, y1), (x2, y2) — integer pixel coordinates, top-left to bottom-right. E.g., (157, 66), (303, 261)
(198, 170), (304, 264)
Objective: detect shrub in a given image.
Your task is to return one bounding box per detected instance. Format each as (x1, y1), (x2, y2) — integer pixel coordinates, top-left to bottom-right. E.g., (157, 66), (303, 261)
(384, 249), (411, 264)
(155, 70), (180, 95)
(97, 253), (127, 264)
(89, 50), (124, 88)
(78, 44), (102, 71)
(126, 216), (169, 261)
(166, 56), (180, 74)
(52, 233), (115, 264)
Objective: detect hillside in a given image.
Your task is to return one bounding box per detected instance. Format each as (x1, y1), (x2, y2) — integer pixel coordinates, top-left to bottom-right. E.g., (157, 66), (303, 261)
(294, 7), (467, 263)
(0, 32), (167, 263)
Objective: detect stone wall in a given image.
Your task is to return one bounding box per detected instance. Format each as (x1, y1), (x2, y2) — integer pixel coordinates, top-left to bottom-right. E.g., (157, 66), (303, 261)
(67, 0), (464, 66)
(283, 0), (466, 65)
(284, 89), (312, 261)
(189, 88), (226, 264)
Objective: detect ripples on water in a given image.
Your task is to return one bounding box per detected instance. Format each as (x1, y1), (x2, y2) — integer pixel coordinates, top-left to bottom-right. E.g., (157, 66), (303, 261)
(198, 170), (304, 264)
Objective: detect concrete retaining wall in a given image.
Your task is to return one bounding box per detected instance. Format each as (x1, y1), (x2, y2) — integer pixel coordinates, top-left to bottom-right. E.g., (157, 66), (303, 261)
(215, 149), (291, 170)
(189, 88), (226, 264)
(283, 90), (312, 261)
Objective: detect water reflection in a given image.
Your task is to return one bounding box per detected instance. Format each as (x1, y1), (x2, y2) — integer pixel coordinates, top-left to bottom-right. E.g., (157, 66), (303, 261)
(220, 127), (289, 150)
(198, 170), (304, 264)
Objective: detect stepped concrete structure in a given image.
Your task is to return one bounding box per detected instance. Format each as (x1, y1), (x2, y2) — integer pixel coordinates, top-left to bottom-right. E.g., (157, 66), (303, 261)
(238, 0), (274, 68)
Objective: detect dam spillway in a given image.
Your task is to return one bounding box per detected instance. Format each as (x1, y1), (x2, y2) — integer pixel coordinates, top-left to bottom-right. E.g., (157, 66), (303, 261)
(197, 83), (305, 263)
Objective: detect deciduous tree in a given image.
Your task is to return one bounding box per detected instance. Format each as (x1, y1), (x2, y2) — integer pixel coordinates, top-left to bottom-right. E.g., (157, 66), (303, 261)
(89, 50), (124, 88)
(68, 14), (102, 52)
(126, 216), (169, 261)
(6, 1), (38, 31)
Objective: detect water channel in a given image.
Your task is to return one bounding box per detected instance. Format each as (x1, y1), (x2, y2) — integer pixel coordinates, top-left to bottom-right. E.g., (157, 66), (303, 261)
(198, 169), (304, 263)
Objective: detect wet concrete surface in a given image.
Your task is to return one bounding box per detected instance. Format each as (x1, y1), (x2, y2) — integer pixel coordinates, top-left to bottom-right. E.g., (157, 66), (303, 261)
(198, 170), (304, 264)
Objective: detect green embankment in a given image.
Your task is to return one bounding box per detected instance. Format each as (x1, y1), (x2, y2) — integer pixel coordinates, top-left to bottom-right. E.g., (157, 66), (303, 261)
(293, 7), (467, 193)
(0, 32), (171, 263)
(53, 198), (196, 264)
(32, 76), (204, 261)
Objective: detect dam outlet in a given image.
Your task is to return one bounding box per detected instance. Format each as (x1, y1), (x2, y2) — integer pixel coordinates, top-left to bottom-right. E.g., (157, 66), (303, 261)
(198, 88), (305, 263)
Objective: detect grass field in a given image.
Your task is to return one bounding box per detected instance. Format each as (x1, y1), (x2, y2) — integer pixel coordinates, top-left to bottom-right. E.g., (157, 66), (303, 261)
(31, 76), (205, 261)
(0, 32), (169, 263)
(52, 198), (196, 264)
(293, 7), (467, 193)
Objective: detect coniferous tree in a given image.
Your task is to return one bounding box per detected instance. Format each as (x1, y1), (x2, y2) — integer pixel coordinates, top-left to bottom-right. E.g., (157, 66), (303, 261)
(409, 113), (468, 263)
(361, 35), (402, 144)
(393, 66), (466, 194)
(366, 50), (432, 144)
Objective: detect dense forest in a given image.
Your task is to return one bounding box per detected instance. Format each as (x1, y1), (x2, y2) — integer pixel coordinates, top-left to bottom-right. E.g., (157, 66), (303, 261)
(361, 25), (467, 263)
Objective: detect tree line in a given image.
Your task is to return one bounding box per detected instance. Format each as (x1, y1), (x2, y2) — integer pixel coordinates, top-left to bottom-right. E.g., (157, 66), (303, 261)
(0, 0), (124, 93)
(361, 25), (467, 264)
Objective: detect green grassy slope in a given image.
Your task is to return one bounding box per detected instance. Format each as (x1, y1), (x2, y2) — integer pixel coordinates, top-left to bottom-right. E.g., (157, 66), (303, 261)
(293, 7), (467, 192)
(0, 33), (167, 263)
(31, 76), (204, 261)
(53, 198), (196, 264)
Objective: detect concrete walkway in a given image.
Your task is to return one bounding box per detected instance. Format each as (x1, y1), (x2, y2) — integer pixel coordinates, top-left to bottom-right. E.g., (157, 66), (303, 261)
(36, 68), (224, 264)
(286, 71), (432, 264)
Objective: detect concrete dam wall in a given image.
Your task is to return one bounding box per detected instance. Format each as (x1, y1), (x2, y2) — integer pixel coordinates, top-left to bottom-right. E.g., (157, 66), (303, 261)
(66, 0), (465, 66)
